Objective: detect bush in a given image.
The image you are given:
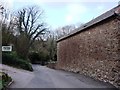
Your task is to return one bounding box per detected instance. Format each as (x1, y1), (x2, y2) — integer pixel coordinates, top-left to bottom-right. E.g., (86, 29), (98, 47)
(0, 72), (12, 90)
(28, 51), (49, 65)
(2, 52), (33, 71)
(28, 52), (40, 64)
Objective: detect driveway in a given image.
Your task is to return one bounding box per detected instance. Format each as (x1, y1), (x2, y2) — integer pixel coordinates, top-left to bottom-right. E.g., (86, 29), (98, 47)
(0, 64), (117, 88)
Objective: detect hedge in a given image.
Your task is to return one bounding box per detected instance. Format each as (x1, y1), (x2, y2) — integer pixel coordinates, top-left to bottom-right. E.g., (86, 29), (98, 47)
(2, 52), (33, 71)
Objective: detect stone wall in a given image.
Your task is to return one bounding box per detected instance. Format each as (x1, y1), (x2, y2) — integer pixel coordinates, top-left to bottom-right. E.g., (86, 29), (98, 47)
(57, 17), (120, 88)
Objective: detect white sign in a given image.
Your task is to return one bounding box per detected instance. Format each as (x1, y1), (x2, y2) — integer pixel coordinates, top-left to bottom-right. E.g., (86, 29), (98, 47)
(2, 46), (12, 51)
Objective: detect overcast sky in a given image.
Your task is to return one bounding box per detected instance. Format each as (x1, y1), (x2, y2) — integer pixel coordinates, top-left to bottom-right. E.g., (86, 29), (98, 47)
(0, 0), (119, 29)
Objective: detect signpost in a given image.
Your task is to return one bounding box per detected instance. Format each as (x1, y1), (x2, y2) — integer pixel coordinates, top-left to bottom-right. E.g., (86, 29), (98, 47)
(2, 46), (12, 52)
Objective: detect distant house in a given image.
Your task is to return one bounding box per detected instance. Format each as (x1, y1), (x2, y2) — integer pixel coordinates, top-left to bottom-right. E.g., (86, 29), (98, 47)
(57, 5), (120, 88)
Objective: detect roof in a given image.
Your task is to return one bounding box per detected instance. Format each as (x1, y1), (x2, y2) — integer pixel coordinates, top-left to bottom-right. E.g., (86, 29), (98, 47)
(57, 5), (120, 42)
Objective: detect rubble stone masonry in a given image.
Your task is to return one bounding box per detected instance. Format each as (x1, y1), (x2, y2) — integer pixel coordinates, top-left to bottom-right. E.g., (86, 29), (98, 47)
(57, 13), (120, 88)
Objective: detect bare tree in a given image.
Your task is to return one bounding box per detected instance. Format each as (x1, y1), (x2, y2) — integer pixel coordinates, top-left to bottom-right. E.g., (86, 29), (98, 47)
(0, 5), (16, 46)
(0, 5), (4, 17)
(15, 6), (47, 59)
(55, 25), (76, 39)
(46, 31), (57, 61)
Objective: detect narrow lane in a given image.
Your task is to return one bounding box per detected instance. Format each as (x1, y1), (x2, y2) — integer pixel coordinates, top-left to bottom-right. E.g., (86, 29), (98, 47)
(1, 64), (116, 88)
(31, 65), (115, 88)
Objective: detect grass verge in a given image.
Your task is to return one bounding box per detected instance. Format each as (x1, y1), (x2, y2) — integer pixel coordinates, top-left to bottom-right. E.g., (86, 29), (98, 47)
(0, 72), (12, 90)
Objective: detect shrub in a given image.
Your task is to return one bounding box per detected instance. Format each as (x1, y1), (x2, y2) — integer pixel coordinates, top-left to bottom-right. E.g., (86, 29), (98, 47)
(28, 52), (40, 64)
(2, 52), (33, 71)
(28, 51), (49, 65)
(39, 51), (49, 62)
(0, 72), (12, 90)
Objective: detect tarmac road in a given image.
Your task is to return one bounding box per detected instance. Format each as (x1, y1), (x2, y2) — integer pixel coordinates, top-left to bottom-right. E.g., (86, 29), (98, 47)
(0, 64), (117, 89)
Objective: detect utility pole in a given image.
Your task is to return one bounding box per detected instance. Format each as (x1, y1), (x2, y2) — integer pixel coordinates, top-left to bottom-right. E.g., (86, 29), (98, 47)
(0, 5), (4, 63)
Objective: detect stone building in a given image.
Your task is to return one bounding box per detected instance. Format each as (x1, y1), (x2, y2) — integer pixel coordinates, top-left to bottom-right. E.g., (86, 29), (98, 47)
(57, 5), (120, 88)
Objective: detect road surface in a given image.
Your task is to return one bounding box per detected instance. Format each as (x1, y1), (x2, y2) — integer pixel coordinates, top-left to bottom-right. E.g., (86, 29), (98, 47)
(0, 64), (116, 88)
